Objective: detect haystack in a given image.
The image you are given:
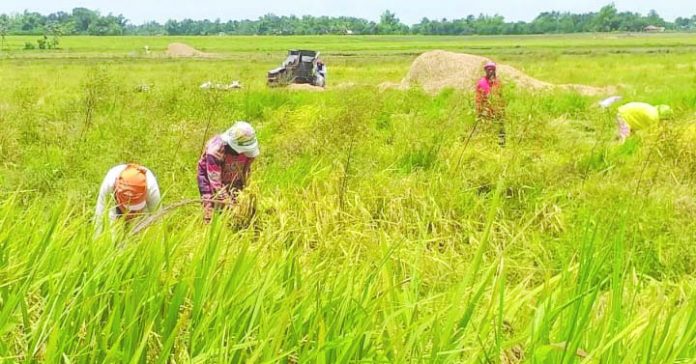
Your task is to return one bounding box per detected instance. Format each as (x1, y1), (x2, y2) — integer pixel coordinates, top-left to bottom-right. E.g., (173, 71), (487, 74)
(400, 50), (611, 96)
(166, 43), (213, 57)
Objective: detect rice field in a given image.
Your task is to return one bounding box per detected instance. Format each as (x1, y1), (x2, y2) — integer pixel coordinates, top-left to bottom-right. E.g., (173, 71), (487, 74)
(0, 33), (695, 363)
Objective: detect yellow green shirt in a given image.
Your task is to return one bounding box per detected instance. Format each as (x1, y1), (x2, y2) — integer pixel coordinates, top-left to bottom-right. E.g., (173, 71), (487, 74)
(617, 102), (659, 131)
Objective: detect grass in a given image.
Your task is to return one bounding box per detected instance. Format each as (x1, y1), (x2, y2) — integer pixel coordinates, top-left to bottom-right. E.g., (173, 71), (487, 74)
(3, 33), (696, 55)
(0, 34), (695, 362)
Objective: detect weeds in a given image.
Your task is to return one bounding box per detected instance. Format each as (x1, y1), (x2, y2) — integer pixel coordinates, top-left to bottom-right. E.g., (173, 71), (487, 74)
(80, 66), (111, 139)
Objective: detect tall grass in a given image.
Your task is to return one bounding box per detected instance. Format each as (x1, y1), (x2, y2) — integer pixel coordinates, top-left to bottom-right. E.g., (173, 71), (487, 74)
(0, 190), (693, 362)
(0, 35), (694, 362)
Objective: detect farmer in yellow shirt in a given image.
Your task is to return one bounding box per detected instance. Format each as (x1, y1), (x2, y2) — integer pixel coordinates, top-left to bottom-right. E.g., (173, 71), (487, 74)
(616, 102), (673, 143)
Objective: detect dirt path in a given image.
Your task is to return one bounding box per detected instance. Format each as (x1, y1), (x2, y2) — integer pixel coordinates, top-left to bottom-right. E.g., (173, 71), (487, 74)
(166, 43), (215, 58)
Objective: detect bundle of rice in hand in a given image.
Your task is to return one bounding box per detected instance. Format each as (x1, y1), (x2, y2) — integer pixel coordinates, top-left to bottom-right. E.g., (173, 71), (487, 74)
(231, 184), (258, 229)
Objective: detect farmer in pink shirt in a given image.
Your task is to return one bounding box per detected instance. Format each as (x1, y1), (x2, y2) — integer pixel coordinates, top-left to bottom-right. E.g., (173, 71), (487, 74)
(197, 121), (259, 223)
(475, 61), (506, 146)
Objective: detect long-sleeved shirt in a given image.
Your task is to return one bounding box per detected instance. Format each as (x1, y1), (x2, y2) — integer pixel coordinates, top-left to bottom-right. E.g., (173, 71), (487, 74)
(95, 164), (161, 226)
(315, 64), (327, 78)
(475, 76), (504, 120)
(197, 135), (254, 215)
(617, 102), (659, 131)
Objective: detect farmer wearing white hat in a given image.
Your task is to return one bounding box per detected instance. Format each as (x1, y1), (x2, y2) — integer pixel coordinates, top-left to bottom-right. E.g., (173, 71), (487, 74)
(197, 121), (259, 223)
(95, 164), (161, 231)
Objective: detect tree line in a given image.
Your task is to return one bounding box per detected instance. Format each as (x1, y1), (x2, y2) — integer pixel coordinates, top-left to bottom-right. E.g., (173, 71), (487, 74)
(0, 5), (695, 36)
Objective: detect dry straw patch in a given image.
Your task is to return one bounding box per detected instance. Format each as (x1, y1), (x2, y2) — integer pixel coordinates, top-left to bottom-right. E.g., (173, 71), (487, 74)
(165, 43), (215, 58)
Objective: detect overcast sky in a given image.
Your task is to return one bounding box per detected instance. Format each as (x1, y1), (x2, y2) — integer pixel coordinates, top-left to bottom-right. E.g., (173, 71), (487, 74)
(1, 0), (693, 24)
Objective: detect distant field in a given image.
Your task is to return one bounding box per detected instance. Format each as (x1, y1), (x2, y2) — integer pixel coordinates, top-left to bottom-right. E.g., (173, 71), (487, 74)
(0, 34), (694, 362)
(3, 33), (696, 88)
(4, 33), (696, 54)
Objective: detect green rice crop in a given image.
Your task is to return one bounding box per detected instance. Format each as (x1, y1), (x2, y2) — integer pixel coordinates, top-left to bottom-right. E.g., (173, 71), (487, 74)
(0, 34), (694, 362)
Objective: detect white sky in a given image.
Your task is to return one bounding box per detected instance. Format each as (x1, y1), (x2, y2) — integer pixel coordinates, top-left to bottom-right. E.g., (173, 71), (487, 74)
(1, 0), (693, 24)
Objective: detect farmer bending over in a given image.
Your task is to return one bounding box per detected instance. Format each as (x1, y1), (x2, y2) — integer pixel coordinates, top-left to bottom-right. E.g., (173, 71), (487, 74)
(95, 164), (161, 232)
(197, 121), (259, 223)
(616, 102), (673, 143)
(475, 61), (506, 147)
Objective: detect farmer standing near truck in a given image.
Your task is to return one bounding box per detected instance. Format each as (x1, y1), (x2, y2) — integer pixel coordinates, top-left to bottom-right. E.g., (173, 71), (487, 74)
(197, 121), (259, 223)
(95, 164), (161, 232)
(314, 59), (327, 87)
(616, 102), (673, 143)
(475, 61), (506, 147)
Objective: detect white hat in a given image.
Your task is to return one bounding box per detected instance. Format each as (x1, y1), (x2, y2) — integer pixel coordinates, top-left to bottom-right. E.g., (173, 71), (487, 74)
(125, 199), (147, 212)
(220, 121), (259, 158)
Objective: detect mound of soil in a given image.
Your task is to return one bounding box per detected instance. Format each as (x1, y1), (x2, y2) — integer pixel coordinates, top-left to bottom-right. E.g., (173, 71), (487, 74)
(399, 50), (612, 96)
(287, 84), (325, 92)
(166, 43), (213, 57)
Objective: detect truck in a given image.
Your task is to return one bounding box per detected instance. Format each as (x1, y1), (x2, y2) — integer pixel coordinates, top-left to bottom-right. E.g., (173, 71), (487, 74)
(267, 50), (322, 87)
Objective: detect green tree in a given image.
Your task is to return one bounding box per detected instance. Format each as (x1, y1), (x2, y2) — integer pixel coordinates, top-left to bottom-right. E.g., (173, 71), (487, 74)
(0, 17), (7, 52)
(645, 9), (665, 26)
(45, 21), (64, 48)
(128, 21), (164, 35)
(47, 11), (71, 25)
(164, 20), (182, 35)
(0, 6), (695, 36)
(377, 10), (407, 34)
(19, 11), (45, 33)
(593, 4), (619, 31)
(72, 7), (98, 33)
(675, 17), (689, 29)
(473, 14), (506, 35)
(532, 12), (562, 33)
